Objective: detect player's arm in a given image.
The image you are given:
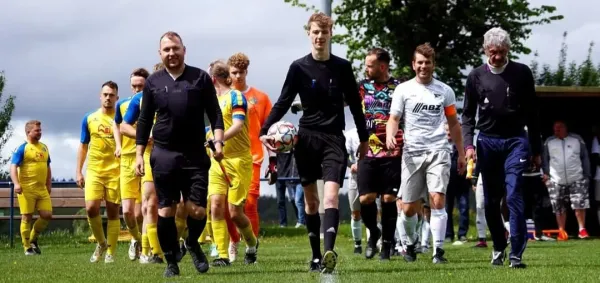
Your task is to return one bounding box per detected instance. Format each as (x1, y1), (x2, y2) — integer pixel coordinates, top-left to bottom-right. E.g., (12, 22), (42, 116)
(523, 65), (542, 157)
(9, 144), (25, 193)
(136, 82), (156, 156)
(341, 62), (368, 143)
(77, 115), (90, 188)
(224, 92), (248, 141)
(113, 101), (123, 151)
(461, 72), (478, 151)
(122, 95), (141, 139)
(444, 89), (464, 158)
(386, 87), (404, 149)
(260, 62), (299, 137)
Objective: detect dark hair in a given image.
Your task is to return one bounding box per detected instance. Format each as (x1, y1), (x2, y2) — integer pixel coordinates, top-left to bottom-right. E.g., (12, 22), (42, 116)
(367, 48), (391, 65)
(102, 81), (118, 92)
(130, 68), (150, 79)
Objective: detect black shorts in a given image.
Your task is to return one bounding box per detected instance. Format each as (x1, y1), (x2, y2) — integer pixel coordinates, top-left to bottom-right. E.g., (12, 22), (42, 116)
(293, 128), (348, 187)
(358, 157), (401, 196)
(150, 145), (210, 209)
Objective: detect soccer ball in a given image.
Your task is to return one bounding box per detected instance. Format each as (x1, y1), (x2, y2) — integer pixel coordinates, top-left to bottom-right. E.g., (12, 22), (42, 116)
(267, 121), (298, 153)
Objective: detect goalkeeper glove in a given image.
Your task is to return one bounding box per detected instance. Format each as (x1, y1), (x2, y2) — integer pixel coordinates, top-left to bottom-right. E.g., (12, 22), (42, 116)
(264, 156), (278, 185)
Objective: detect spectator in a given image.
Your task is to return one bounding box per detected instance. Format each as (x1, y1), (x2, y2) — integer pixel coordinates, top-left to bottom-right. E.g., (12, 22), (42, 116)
(590, 127), (600, 228)
(344, 127), (363, 254)
(444, 123), (470, 245)
(542, 120), (591, 240)
(275, 150), (305, 228)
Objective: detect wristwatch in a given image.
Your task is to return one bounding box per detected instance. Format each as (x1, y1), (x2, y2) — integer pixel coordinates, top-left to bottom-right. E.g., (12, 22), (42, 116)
(213, 140), (225, 146)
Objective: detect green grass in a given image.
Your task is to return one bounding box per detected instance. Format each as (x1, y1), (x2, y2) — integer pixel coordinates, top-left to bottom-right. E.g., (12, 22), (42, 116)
(1, 225), (599, 283)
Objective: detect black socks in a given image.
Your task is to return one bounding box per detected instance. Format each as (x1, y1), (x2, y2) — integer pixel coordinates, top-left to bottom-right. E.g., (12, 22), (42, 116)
(323, 208), (339, 252)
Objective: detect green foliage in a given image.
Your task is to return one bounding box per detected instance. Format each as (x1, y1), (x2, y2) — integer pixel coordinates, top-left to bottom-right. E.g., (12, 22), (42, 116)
(284, 0), (563, 95)
(531, 32), (600, 86)
(0, 72), (16, 176)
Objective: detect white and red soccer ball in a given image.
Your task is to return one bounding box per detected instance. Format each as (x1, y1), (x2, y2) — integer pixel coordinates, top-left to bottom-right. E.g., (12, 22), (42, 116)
(267, 121), (298, 153)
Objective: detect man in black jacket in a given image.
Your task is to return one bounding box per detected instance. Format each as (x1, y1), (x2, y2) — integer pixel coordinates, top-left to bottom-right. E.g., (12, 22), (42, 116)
(274, 151), (305, 228)
(462, 27), (541, 269)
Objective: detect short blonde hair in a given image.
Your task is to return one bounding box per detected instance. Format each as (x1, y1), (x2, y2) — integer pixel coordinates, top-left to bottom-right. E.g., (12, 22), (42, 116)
(25, 120), (41, 134)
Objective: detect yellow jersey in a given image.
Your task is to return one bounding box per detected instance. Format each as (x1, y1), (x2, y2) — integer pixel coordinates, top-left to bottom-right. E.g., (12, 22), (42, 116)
(114, 95), (137, 155)
(80, 108), (119, 175)
(215, 89), (250, 157)
(11, 141), (50, 191)
(123, 92), (155, 155)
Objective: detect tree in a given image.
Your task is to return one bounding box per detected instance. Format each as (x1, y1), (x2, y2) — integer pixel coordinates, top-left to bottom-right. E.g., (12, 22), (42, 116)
(284, 0), (563, 95)
(0, 71), (16, 176)
(531, 32), (600, 87)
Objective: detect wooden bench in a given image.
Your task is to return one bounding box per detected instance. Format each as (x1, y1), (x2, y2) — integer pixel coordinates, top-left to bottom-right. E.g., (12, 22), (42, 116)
(0, 183), (107, 220)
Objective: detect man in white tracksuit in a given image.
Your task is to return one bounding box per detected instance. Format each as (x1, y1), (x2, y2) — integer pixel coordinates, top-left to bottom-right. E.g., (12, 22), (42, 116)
(542, 120), (591, 240)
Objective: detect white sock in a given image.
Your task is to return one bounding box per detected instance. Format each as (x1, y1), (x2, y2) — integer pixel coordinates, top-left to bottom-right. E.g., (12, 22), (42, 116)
(421, 219), (431, 247)
(401, 211), (417, 245)
(351, 219), (363, 244)
(504, 221), (510, 233)
(430, 208), (448, 255)
(415, 216), (423, 243)
(476, 207), (487, 239)
(397, 212), (407, 248)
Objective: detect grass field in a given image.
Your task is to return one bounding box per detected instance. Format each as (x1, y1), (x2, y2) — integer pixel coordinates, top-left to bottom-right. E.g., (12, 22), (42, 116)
(1, 225), (599, 283)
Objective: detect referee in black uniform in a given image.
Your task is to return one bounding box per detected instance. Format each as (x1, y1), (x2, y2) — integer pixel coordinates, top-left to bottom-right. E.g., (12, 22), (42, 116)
(135, 31), (225, 278)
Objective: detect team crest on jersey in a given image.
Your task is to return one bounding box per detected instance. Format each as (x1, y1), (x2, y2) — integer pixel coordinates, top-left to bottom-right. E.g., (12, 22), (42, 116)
(248, 97), (257, 105)
(35, 152), (44, 161)
(98, 124), (111, 135)
(221, 100), (228, 108)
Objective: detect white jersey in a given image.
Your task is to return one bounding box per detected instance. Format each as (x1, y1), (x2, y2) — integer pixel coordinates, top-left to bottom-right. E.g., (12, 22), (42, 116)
(390, 78), (455, 154)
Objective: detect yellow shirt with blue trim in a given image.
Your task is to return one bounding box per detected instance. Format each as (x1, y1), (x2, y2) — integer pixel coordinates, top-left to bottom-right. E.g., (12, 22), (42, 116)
(115, 95), (137, 155)
(123, 92), (155, 155)
(81, 108), (119, 175)
(218, 89), (250, 157)
(11, 141), (50, 191)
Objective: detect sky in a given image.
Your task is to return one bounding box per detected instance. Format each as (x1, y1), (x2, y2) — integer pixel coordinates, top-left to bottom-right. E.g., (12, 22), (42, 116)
(0, 0), (598, 196)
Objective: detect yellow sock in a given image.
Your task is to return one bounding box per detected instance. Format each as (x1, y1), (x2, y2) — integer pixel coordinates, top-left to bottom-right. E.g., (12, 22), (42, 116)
(106, 220), (120, 256)
(30, 218), (49, 243)
(20, 220), (31, 250)
(212, 219), (229, 259)
(147, 223), (163, 256)
(128, 224), (141, 242)
(175, 216), (187, 239)
(199, 225), (208, 244)
(87, 215), (106, 244)
(239, 223), (257, 247)
(141, 233), (150, 255)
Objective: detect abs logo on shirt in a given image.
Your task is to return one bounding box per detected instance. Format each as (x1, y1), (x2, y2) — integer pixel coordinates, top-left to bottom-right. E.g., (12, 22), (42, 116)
(412, 103), (442, 113)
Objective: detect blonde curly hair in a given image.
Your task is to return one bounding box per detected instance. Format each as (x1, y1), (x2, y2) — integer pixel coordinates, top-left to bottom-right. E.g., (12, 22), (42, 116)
(227, 52), (250, 71)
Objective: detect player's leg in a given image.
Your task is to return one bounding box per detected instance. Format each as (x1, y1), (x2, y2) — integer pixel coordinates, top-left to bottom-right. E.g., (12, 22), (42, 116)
(444, 170), (457, 242)
(420, 203), (431, 253)
(398, 154), (426, 262)
(474, 175), (488, 248)
(477, 135), (509, 266)
(358, 158), (381, 259)
(225, 205), (240, 262)
(395, 197), (406, 254)
(182, 159), (211, 274)
(225, 156), (258, 265)
(208, 163), (231, 266)
(17, 193), (35, 255)
(104, 177), (122, 263)
(84, 174), (108, 263)
(503, 136), (530, 268)
(120, 155), (142, 260)
(140, 197), (151, 263)
(456, 178), (470, 243)
(319, 132), (349, 273)
(293, 130), (324, 272)
(244, 163), (262, 236)
(151, 147), (183, 277)
(175, 197), (188, 262)
(426, 151), (452, 264)
(379, 158), (400, 260)
(143, 149), (165, 264)
(347, 174), (362, 254)
(569, 179), (590, 238)
(30, 191), (53, 254)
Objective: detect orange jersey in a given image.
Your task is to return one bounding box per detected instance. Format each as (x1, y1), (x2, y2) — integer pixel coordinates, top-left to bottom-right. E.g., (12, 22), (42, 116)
(243, 87), (272, 165)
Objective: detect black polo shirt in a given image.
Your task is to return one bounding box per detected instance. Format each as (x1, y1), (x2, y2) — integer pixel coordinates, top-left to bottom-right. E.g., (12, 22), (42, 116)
(136, 65), (224, 152)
